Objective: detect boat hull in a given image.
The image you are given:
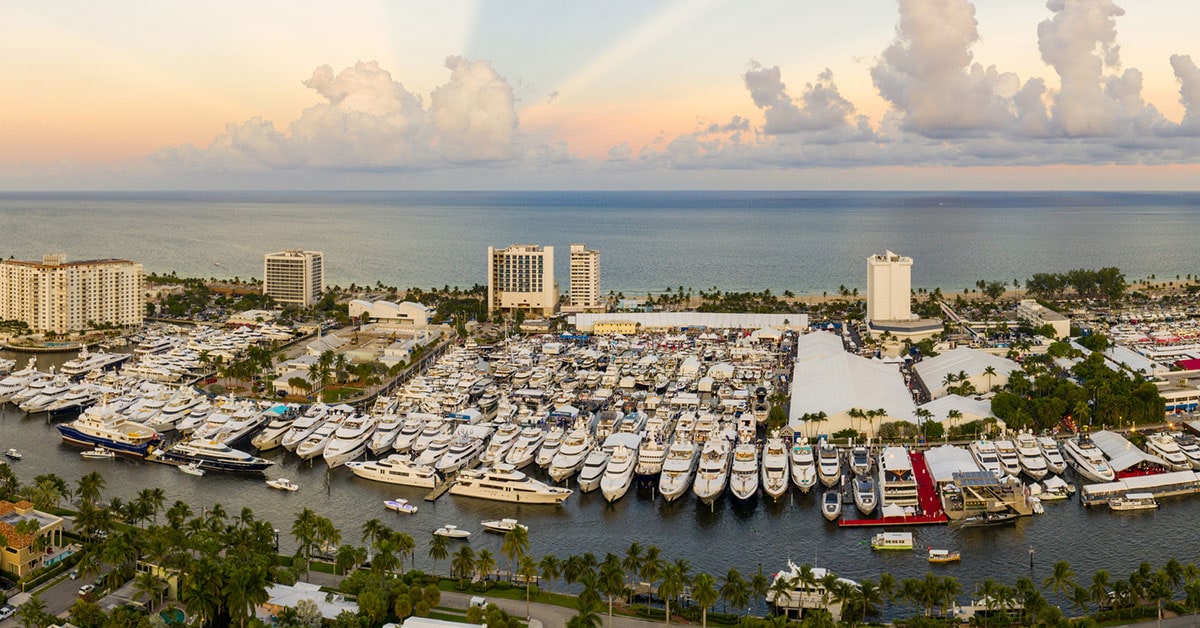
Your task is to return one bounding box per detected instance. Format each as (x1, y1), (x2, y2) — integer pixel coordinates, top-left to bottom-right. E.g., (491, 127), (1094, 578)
(56, 424), (157, 457)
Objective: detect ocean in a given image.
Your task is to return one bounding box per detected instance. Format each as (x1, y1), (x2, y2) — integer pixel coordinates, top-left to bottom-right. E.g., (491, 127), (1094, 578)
(2, 190), (1199, 295)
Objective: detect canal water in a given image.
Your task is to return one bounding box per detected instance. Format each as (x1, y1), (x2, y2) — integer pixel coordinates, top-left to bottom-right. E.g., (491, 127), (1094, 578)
(0, 349), (1187, 610)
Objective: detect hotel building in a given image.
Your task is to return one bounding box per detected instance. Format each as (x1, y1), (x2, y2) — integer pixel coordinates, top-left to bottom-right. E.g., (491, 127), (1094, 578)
(866, 250), (941, 340)
(565, 243), (604, 313)
(0, 254), (144, 333)
(487, 244), (557, 317)
(263, 250), (324, 307)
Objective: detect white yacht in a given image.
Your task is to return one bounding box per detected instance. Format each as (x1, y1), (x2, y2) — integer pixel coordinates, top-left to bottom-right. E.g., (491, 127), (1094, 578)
(154, 439), (273, 473)
(435, 436), (486, 474)
(481, 518), (526, 534)
(10, 373), (59, 406)
(368, 413), (405, 456)
(281, 404), (331, 451)
(504, 427), (546, 469)
(692, 436), (733, 505)
(816, 441), (841, 488)
(44, 384), (103, 419)
(853, 475), (878, 515)
(414, 432), (455, 467)
(295, 409), (349, 460)
(449, 464), (573, 504)
(346, 454), (440, 488)
(600, 445), (638, 503)
(970, 440), (1005, 479)
(1037, 436), (1068, 474)
(250, 409), (296, 452)
(821, 489), (842, 521)
(1171, 432), (1200, 469)
(761, 438), (790, 500)
(1061, 433), (1116, 483)
(391, 417), (427, 454)
(480, 423), (521, 466)
(125, 387), (176, 425)
(1145, 432), (1192, 471)
(213, 406), (271, 448)
(18, 376), (71, 413)
(145, 391), (206, 432)
(535, 427), (564, 468)
(411, 419), (451, 455)
(548, 429), (592, 482)
(57, 403), (161, 456)
(0, 359), (41, 402)
(322, 413), (379, 468)
(635, 434), (667, 478)
(790, 439), (817, 493)
(1015, 433), (1049, 479)
(994, 440), (1022, 477)
(577, 448), (611, 493)
(729, 442), (760, 500)
(658, 439), (699, 502)
(849, 446), (872, 477)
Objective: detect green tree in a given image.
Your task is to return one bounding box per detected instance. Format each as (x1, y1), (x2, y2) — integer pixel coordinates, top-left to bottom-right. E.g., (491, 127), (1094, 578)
(692, 572), (719, 628)
(428, 533), (449, 576)
(519, 555), (539, 618)
(501, 525), (530, 582)
(599, 554), (625, 626)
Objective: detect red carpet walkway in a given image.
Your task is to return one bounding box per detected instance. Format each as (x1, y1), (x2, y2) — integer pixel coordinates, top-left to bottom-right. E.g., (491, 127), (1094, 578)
(838, 450), (949, 528)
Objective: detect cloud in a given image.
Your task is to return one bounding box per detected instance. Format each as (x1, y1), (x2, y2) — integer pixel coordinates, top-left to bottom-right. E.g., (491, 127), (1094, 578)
(154, 58), (522, 171)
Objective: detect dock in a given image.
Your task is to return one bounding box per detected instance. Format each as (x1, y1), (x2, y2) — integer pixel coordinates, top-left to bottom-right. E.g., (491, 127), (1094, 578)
(424, 476), (457, 502)
(838, 451), (949, 527)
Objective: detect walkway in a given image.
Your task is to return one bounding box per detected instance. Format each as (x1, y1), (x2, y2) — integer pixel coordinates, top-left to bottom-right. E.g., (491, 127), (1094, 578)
(910, 451), (948, 521)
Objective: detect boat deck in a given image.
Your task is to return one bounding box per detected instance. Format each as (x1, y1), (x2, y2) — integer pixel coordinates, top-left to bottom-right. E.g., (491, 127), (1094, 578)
(839, 451), (949, 527)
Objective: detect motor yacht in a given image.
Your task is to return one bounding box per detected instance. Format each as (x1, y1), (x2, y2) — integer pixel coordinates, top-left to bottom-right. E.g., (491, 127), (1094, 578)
(635, 433), (667, 478)
(994, 440), (1021, 477)
(853, 475), (878, 515)
(535, 427), (564, 467)
(821, 489), (842, 521)
(44, 384), (103, 420)
(1061, 433), (1116, 483)
(481, 518), (526, 534)
(449, 464), (573, 504)
(1037, 436), (1068, 474)
(480, 423), (521, 466)
(294, 408), (349, 460)
(281, 404), (331, 451)
(411, 419), (451, 455)
(57, 404), (160, 456)
(414, 432), (455, 467)
(322, 412), (379, 468)
(1171, 432), (1200, 469)
(368, 413), (405, 456)
(435, 436), (486, 474)
(504, 427), (546, 468)
(145, 391), (206, 432)
(125, 387), (175, 425)
(59, 349), (130, 379)
(10, 373), (59, 406)
(658, 439), (699, 502)
(548, 429), (592, 482)
(849, 445), (872, 477)
(692, 436), (733, 505)
(0, 359), (42, 402)
(790, 439), (817, 493)
(729, 442), (760, 500)
(1015, 433), (1048, 479)
(154, 439), (273, 473)
(816, 441), (841, 488)
(391, 416), (428, 454)
(969, 440), (1005, 479)
(345, 454), (440, 488)
(577, 448), (611, 493)
(18, 376), (72, 414)
(212, 405), (271, 448)
(600, 444), (638, 503)
(250, 408), (296, 452)
(1144, 432), (1192, 471)
(761, 437), (790, 500)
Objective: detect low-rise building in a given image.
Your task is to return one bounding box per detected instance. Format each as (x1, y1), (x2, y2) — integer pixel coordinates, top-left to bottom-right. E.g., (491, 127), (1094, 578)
(258, 581), (358, 621)
(0, 500), (65, 578)
(1015, 299), (1070, 339)
(592, 320), (638, 335)
(348, 300), (433, 327)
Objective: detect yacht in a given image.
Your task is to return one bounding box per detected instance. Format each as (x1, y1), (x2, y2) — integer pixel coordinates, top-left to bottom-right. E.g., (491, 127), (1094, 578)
(250, 409), (296, 452)
(729, 442), (760, 500)
(384, 499), (418, 514)
(295, 409), (349, 459)
(368, 413), (405, 455)
(994, 440), (1022, 477)
(1015, 433), (1049, 479)
(0, 361), (44, 402)
(144, 391), (205, 432)
(504, 427), (546, 468)
(434, 525), (471, 539)
(435, 436), (486, 474)
(281, 404), (331, 451)
(44, 384), (103, 420)
(635, 434), (667, 478)
(535, 427), (564, 468)
(345, 454), (440, 488)
(548, 429), (592, 482)
(411, 419), (451, 455)
(969, 440), (1005, 479)
(692, 436), (733, 505)
(414, 432), (455, 467)
(1145, 432), (1192, 471)
(10, 373), (61, 406)
(480, 423), (521, 466)
(853, 475), (878, 515)
(1037, 436), (1068, 474)
(1109, 492), (1158, 512)
(154, 439), (273, 473)
(481, 518), (526, 534)
(18, 376), (72, 414)
(266, 478), (300, 492)
(790, 439), (817, 493)
(658, 439), (699, 502)
(849, 446), (872, 477)
(577, 448), (611, 493)
(600, 445), (637, 503)
(391, 417), (427, 454)
(59, 349), (130, 379)
(1171, 432), (1200, 469)
(449, 464), (573, 504)
(821, 489), (842, 521)
(761, 438), (790, 500)
(322, 412), (379, 468)
(817, 441), (841, 488)
(1061, 433), (1116, 483)
(212, 406), (272, 448)
(57, 404), (160, 456)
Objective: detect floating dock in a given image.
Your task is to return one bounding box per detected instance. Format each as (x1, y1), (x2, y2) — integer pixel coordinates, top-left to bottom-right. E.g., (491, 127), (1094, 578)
(424, 477), (457, 502)
(839, 451), (949, 527)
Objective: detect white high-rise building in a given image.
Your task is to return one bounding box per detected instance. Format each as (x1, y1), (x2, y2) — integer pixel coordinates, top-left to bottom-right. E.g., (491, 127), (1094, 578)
(866, 250), (912, 324)
(566, 243), (602, 312)
(487, 244), (557, 317)
(263, 250), (324, 307)
(0, 254), (144, 333)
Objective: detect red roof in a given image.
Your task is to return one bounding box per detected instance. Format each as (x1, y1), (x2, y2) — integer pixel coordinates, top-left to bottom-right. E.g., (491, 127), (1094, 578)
(1175, 359), (1200, 371)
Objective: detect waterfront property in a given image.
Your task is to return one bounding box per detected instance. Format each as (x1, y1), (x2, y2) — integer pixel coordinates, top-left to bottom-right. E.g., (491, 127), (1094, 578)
(0, 254), (144, 334)
(0, 500), (65, 578)
(562, 243), (604, 313)
(487, 244), (557, 318)
(263, 249), (324, 307)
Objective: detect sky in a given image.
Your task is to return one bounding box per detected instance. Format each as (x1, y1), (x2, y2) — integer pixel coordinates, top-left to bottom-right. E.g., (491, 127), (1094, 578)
(4, 0), (1200, 190)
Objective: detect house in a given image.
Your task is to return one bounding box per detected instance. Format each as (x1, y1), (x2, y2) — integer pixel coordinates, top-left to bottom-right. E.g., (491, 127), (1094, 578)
(0, 500), (65, 578)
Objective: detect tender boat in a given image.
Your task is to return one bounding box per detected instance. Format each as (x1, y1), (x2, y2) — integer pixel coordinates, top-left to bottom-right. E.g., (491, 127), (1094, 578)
(434, 524), (471, 539)
(481, 518), (527, 534)
(4, 448), (22, 460)
(692, 436), (732, 505)
(577, 448), (611, 493)
(1015, 433), (1048, 479)
(728, 442), (760, 500)
(155, 439), (273, 473)
(1145, 433), (1192, 471)
(821, 489), (842, 521)
(790, 439), (817, 493)
(761, 438), (790, 500)
(928, 548), (961, 564)
(1109, 492), (1158, 511)
(346, 454), (440, 488)
(449, 464), (573, 504)
(1172, 432), (1200, 469)
(1037, 436), (1068, 474)
(385, 499), (419, 514)
(853, 475), (878, 515)
(548, 429), (592, 482)
(1061, 433), (1116, 483)
(993, 440), (1021, 477)
(179, 462), (205, 476)
(969, 440), (1005, 479)
(871, 532), (913, 550)
(658, 439), (699, 502)
(849, 446), (872, 476)
(600, 444), (638, 503)
(816, 441), (841, 488)
(266, 478), (300, 492)
(80, 447), (115, 460)
(958, 511), (1019, 527)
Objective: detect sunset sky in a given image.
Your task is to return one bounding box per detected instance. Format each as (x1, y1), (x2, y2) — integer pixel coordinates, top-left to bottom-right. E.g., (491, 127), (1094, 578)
(4, 0), (1200, 190)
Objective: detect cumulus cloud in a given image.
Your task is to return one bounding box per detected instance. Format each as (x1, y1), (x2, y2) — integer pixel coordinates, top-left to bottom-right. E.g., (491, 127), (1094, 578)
(155, 58), (521, 171)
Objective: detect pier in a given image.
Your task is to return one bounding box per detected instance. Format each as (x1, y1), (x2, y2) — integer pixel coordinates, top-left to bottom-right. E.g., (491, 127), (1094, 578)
(839, 451), (949, 527)
(424, 475), (457, 502)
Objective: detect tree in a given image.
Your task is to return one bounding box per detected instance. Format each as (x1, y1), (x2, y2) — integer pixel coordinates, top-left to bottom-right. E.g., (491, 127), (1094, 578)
(291, 508), (319, 576)
(540, 555), (562, 595)
(983, 365), (998, 391)
(692, 573), (719, 628)
(749, 564), (770, 617)
(720, 567), (748, 613)
(622, 542), (643, 604)
(1043, 561), (1077, 598)
(476, 549), (497, 582)
(452, 545), (476, 581)
(17, 595), (51, 628)
(429, 533), (449, 576)
(134, 570), (165, 607)
(501, 525), (530, 582)
(599, 554), (625, 626)
(658, 564), (685, 626)
(76, 471), (106, 507)
(1089, 569), (1111, 610)
(519, 555), (539, 618)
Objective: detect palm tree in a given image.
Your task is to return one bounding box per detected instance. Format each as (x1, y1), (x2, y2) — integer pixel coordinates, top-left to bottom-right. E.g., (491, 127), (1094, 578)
(134, 570), (165, 607)
(719, 567), (748, 613)
(750, 564), (770, 616)
(76, 471), (106, 507)
(692, 572), (719, 628)
(622, 542), (644, 604)
(476, 549), (497, 582)
(361, 518), (387, 548)
(181, 557), (224, 627)
(564, 555), (587, 596)
(659, 564), (685, 626)
(501, 525), (530, 582)
(1043, 560), (1077, 597)
(1090, 569), (1111, 610)
(599, 554), (625, 626)
(859, 578), (882, 621)
(334, 544), (363, 576)
(429, 533), (449, 576)
(640, 547), (664, 609)
(290, 508), (319, 575)
(452, 545), (476, 581)
(878, 572), (896, 618)
(567, 598), (604, 628)
(983, 365), (998, 391)
(1069, 585), (1091, 616)
(540, 555), (563, 595)
(519, 555), (539, 618)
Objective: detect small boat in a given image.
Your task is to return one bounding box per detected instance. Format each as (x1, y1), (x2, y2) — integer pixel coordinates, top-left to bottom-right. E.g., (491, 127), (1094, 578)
(928, 548), (961, 564)
(385, 499), (419, 515)
(871, 532), (913, 551)
(179, 462), (205, 476)
(853, 475), (878, 516)
(434, 524), (470, 539)
(1109, 492), (1158, 512)
(849, 445), (871, 476)
(80, 447), (115, 460)
(958, 511), (1018, 527)
(266, 478), (300, 492)
(1039, 476), (1072, 501)
(4, 449), (22, 460)
(821, 489), (842, 521)
(481, 518), (527, 534)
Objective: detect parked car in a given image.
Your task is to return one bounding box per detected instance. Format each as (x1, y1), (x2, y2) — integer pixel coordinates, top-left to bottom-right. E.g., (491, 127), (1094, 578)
(78, 583), (95, 596)
(0, 605), (15, 620)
